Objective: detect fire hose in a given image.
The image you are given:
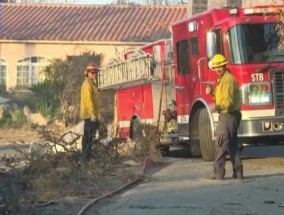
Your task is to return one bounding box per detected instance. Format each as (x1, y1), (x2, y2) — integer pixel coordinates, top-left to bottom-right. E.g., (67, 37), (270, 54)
(76, 157), (149, 215)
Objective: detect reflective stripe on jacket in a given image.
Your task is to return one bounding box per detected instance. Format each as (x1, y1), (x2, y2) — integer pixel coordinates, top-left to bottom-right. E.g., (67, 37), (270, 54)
(80, 77), (100, 120)
(214, 70), (241, 113)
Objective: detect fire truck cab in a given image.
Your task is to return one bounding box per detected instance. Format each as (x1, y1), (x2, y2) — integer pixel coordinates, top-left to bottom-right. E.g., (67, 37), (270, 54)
(171, 5), (284, 161)
(99, 5), (284, 161)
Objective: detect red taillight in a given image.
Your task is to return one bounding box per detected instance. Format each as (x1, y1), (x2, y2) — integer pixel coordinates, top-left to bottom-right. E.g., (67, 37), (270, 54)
(260, 84), (270, 91)
(249, 84), (270, 92)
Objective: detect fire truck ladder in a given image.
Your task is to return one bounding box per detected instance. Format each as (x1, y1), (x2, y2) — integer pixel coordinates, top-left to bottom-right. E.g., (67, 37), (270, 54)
(98, 55), (160, 90)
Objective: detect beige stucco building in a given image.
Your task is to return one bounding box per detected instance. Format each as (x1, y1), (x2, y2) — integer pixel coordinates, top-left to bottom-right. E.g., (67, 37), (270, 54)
(0, 3), (187, 91)
(1, 1), (284, 91)
(0, 41), (144, 90)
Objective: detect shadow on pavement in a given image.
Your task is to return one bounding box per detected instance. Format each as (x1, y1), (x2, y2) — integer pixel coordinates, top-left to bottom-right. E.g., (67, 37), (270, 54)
(244, 172), (284, 180)
(168, 145), (191, 158)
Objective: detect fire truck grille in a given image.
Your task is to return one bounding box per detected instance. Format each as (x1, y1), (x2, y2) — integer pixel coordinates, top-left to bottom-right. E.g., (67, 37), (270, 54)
(271, 68), (284, 116)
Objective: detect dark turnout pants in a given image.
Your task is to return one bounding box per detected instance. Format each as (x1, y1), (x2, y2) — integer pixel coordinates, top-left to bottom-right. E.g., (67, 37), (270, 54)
(213, 111), (242, 177)
(82, 119), (99, 158)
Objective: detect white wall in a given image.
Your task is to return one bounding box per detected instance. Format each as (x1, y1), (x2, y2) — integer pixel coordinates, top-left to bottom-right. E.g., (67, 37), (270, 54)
(0, 42), (143, 90)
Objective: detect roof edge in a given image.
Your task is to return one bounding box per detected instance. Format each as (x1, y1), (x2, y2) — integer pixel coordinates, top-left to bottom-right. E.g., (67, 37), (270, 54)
(1, 2), (187, 8)
(0, 40), (149, 46)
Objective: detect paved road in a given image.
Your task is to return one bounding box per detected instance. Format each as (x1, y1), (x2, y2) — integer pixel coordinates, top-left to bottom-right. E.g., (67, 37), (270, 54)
(1, 142), (284, 214)
(169, 144), (284, 159)
(1, 141), (283, 159)
(92, 145), (284, 215)
(0, 144), (29, 157)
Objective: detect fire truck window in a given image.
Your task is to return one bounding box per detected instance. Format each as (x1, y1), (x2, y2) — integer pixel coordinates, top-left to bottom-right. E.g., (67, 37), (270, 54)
(214, 29), (223, 55)
(176, 40), (189, 75)
(229, 23), (284, 64)
(190, 37), (198, 56)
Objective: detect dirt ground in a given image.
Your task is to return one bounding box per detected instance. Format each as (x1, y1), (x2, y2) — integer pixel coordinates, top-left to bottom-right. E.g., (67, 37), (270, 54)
(0, 127), (152, 215)
(2, 128), (284, 214)
(0, 128), (40, 145)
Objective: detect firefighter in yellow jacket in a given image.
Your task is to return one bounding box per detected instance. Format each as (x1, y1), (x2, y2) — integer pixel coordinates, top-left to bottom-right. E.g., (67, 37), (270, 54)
(80, 63), (100, 158)
(208, 54), (243, 180)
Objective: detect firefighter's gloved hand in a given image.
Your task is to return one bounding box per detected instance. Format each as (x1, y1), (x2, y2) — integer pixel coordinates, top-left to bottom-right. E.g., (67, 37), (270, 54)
(205, 84), (213, 95)
(215, 105), (222, 113)
(97, 114), (103, 123)
(90, 114), (97, 122)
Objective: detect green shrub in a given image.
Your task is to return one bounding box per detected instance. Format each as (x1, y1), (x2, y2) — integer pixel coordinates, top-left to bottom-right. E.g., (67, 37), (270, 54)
(29, 81), (60, 118)
(3, 52), (104, 128)
(11, 91), (37, 112)
(9, 108), (26, 128)
(38, 52), (104, 126)
(0, 116), (12, 128)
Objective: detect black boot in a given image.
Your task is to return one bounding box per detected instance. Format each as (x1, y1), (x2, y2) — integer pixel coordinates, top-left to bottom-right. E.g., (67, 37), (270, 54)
(232, 169), (243, 180)
(236, 169), (243, 179)
(207, 170), (225, 180)
(216, 172), (225, 180)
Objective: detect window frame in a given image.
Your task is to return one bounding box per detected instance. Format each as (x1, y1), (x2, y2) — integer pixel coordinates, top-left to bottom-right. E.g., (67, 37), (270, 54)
(0, 59), (7, 89)
(16, 56), (49, 87)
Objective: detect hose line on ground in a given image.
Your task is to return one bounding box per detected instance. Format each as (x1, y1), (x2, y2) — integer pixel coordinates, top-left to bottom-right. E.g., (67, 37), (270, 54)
(76, 157), (149, 215)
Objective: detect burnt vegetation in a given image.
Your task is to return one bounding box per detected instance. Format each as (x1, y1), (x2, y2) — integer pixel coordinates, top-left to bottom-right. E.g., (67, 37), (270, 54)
(0, 51), (162, 214)
(0, 123), (162, 214)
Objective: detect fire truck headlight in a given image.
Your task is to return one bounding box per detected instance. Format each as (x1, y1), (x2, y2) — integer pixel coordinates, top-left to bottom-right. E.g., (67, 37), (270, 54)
(240, 82), (273, 106)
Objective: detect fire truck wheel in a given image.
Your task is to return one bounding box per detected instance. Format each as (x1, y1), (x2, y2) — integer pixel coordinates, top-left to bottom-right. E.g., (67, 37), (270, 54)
(189, 109), (202, 157)
(157, 145), (170, 157)
(198, 108), (215, 162)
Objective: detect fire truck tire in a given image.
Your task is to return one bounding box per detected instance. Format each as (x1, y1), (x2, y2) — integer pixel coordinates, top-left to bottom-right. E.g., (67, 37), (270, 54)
(198, 108), (215, 162)
(189, 109), (202, 157)
(157, 145), (170, 157)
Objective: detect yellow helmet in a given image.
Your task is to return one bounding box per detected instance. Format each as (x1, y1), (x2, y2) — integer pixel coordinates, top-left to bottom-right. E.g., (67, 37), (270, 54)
(210, 54), (228, 68)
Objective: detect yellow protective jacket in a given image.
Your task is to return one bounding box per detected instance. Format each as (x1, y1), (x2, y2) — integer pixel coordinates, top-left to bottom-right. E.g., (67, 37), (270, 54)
(80, 77), (100, 120)
(214, 70), (241, 113)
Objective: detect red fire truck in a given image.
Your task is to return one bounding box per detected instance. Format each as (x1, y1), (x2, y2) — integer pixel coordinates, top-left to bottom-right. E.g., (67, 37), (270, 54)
(99, 5), (284, 161)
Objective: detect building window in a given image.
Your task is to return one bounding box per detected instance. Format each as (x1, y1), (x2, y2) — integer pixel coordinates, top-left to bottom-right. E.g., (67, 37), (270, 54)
(0, 59), (7, 89)
(17, 57), (49, 87)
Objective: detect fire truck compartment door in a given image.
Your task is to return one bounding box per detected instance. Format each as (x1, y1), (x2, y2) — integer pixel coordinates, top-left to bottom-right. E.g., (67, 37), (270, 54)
(175, 37), (199, 126)
(116, 84), (153, 122)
